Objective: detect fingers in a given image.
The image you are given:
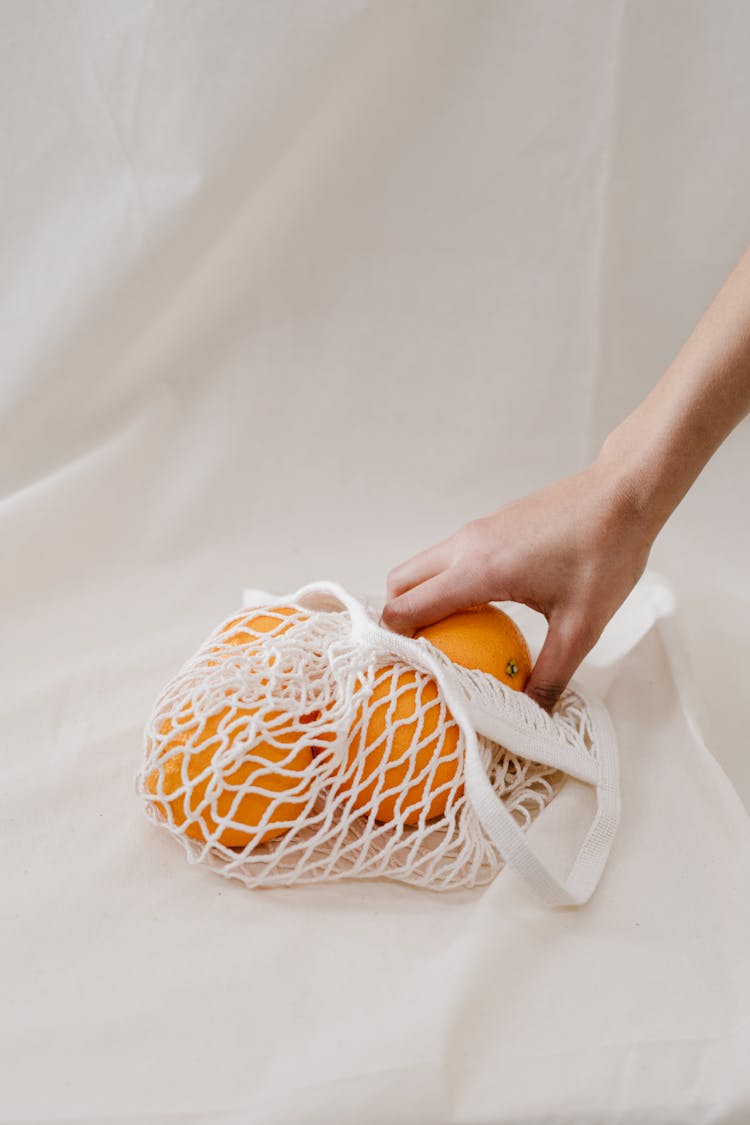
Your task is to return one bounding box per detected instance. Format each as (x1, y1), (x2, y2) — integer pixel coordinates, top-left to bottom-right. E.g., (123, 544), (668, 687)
(524, 616), (594, 712)
(382, 520), (506, 633)
(385, 540), (452, 601)
(380, 570), (473, 635)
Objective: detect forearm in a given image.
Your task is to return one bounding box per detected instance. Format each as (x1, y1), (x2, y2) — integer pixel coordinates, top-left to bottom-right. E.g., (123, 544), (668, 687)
(596, 244), (750, 540)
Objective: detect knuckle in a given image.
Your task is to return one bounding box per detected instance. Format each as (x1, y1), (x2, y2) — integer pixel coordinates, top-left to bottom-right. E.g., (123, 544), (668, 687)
(385, 568), (402, 600)
(563, 613), (601, 654)
(457, 518), (485, 550)
(454, 519), (494, 580)
(559, 616), (593, 652)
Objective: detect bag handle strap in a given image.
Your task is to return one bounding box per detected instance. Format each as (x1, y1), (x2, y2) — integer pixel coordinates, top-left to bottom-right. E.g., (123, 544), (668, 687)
(460, 688), (619, 905)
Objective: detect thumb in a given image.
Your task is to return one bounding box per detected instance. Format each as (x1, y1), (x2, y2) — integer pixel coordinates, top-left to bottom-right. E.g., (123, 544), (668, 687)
(525, 616), (591, 712)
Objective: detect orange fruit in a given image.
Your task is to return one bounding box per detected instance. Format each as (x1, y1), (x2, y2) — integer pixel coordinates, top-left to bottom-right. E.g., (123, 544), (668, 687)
(415, 604), (531, 688)
(337, 665), (461, 825)
(214, 604), (305, 645)
(146, 704), (317, 847)
(337, 603), (531, 825)
(146, 605), (319, 847)
(206, 604), (308, 666)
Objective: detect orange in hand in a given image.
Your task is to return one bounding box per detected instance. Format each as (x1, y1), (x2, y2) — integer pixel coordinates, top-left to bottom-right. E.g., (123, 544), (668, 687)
(415, 604), (531, 688)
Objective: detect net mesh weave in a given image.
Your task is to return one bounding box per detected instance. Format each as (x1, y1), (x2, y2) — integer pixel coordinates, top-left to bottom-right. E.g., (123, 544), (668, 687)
(136, 587), (603, 893)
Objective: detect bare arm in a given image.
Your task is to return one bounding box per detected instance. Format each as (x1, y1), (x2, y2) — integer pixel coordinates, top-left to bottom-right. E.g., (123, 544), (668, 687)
(603, 244), (750, 534)
(381, 244), (750, 710)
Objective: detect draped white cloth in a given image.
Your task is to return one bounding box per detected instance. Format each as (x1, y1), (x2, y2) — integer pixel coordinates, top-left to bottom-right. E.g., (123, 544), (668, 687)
(1, 3), (749, 1122)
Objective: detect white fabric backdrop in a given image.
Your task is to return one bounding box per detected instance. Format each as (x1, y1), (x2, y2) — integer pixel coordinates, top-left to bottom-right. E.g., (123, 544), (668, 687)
(1, 3), (749, 1122)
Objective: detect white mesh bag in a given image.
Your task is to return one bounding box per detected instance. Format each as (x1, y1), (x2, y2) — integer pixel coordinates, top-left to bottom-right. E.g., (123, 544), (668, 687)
(136, 581), (620, 905)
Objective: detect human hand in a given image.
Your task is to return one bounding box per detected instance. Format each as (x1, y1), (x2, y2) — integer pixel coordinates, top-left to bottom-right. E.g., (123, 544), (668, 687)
(380, 460), (655, 711)
(382, 242), (750, 709)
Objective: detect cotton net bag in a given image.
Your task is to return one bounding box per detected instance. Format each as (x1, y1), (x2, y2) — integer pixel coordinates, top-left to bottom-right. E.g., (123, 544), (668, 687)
(136, 581), (620, 906)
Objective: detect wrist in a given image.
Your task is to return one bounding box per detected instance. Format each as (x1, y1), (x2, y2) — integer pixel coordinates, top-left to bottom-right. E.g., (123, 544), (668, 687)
(590, 422), (668, 547)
